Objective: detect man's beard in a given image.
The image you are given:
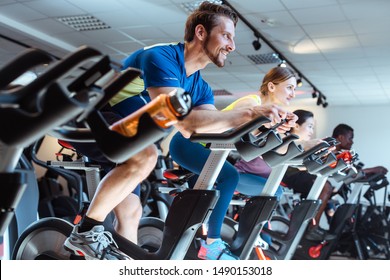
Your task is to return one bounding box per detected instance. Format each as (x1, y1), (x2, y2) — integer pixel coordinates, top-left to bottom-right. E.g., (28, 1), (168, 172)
(202, 36), (225, 68)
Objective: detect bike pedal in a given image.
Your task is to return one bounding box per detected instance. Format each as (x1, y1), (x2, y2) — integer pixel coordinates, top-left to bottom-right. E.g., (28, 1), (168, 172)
(69, 254), (85, 260)
(255, 237), (269, 250)
(64, 245), (86, 260)
(194, 237), (203, 249)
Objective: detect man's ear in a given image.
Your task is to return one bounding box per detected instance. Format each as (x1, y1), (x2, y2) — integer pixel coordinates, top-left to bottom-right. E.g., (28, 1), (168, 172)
(195, 24), (206, 41)
(335, 135), (343, 143)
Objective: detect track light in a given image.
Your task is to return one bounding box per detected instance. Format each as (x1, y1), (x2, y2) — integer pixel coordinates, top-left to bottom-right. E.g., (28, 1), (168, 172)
(278, 60), (287, 67)
(252, 37), (261, 51)
(317, 96), (322, 106)
(313, 92), (329, 108)
(296, 78), (303, 87)
(222, 1), (324, 112)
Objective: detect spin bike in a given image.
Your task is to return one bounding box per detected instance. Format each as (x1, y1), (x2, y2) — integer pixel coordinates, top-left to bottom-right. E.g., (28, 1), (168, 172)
(13, 115), (281, 260)
(182, 123), (306, 260)
(227, 137), (348, 260)
(1, 45), (119, 258)
(319, 170), (390, 260)
(145, 133), (343, 260)
(261, 138), (349, 260)
(9, 46), (175, 260)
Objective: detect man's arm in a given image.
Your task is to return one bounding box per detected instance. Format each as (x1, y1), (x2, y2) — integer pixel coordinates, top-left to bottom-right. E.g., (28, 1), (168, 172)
(147, 86), (293, 138)
(363, 166), (388, 175)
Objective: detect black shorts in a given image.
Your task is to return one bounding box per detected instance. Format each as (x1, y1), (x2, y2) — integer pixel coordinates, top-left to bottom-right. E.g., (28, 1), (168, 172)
(282, 167), (316, 198)
(68, 110), (141, 196)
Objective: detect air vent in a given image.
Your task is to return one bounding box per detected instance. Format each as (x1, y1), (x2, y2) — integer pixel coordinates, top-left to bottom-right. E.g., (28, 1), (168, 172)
(247, 53), (281, 65)
(57, 15), (110, 31)
(213, 89), (232, 96)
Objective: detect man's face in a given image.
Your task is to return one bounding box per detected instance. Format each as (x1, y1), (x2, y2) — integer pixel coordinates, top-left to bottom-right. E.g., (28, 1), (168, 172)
(202, 16), (235, 67)
(338, 130), (354, 150)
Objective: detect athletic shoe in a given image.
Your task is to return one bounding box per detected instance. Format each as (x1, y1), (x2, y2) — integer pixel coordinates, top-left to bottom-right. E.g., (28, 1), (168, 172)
(198, 239), (239, 260)
(305, 226), (337, 241)
(64, 225), (129, 260)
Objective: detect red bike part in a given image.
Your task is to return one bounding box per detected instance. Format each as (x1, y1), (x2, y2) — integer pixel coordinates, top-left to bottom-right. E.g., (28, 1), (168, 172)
(255, 247), (270, 260)
(329, 150), (353, 168)
(308, 244), (323, 258)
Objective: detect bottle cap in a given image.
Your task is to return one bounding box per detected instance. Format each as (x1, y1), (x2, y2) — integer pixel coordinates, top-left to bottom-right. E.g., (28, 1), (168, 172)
(168, 88), (192, 118)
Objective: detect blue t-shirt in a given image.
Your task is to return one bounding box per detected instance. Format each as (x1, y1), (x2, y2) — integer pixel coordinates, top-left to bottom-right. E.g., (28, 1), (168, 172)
(119, 42), (214, 108)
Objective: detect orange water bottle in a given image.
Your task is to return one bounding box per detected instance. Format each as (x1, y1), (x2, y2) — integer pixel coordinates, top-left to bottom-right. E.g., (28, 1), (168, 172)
(110, 88), (192, 137)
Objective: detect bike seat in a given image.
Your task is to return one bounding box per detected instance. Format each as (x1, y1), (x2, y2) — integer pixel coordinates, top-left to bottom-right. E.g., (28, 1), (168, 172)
(163, 169), (194, 182)
(58, 139), (76, 151)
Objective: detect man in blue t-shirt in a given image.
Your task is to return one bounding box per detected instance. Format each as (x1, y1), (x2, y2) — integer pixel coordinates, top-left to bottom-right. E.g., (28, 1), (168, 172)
(64, 1), (296, 260)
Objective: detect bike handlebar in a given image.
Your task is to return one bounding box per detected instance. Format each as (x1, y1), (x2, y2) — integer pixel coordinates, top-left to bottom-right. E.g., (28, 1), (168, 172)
(189, 116), (271, 143)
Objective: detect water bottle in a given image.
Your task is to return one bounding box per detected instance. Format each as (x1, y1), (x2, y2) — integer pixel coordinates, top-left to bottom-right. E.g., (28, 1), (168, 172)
(110, 88), (192, 137)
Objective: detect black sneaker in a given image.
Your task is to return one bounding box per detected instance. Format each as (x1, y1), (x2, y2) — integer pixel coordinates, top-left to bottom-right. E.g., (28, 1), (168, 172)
(305, 226), (337, 241)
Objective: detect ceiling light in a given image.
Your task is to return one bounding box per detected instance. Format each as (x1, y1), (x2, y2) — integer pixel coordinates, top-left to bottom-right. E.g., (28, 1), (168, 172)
(278, 60), (287, 67)
(296, 78), (303, 87)
(317, 96), (322, 106)
(252, 38), (261, 51)
(221, 0), (324, 111)
(313, 91), (328, 107)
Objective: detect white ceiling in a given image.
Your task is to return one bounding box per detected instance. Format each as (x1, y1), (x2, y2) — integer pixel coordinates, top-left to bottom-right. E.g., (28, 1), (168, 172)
(1, 0), (390, 108)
